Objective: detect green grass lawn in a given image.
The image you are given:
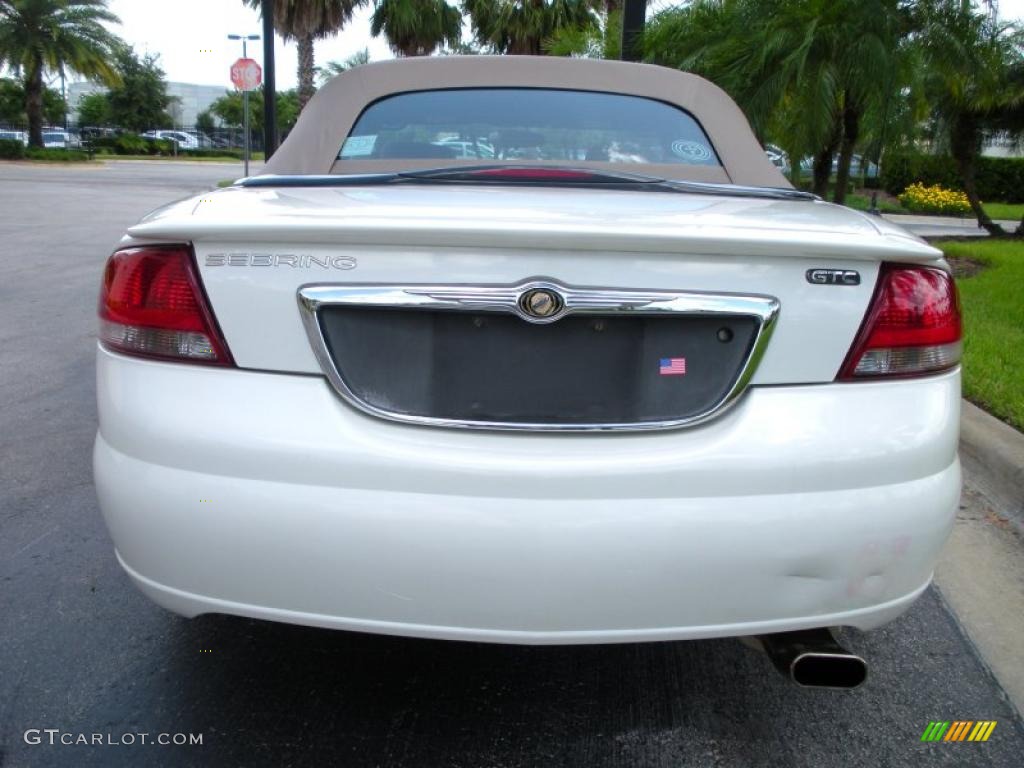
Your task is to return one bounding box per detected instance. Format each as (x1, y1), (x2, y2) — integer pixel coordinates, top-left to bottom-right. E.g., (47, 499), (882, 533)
(939, 240), (1024, 430)
(979, 202), (1024, 221)
(843, 193), (908, 214)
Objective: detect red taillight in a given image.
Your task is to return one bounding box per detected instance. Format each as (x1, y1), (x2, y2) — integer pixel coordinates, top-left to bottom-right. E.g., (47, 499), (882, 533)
(838, 264), (961, 379)
(98, 245), (233, 365)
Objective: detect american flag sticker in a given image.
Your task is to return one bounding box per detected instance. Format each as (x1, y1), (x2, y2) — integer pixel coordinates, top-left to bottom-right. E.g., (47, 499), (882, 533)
(659, 357), (687, 376)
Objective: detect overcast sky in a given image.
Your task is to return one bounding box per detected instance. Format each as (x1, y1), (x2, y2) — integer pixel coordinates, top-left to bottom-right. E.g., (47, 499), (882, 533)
(99, 0), (394, 90)
(63, 0), (1024, 91)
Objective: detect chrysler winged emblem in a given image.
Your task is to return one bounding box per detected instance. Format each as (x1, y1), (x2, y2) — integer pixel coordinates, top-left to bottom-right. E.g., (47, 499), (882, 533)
(520, 288), (563, 320)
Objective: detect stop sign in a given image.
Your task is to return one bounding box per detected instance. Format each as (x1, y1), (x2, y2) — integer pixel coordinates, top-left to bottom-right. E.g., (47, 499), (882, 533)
(230, 58), (262, 91)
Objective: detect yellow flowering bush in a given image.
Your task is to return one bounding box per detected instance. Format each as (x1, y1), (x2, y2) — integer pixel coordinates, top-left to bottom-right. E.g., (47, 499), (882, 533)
(898, 183), (971, 215)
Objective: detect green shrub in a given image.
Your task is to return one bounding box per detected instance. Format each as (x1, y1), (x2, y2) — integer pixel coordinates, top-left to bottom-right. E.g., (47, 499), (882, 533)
(181, 148), (244, 159)
(144, 138), (175, 155)
(898, 182), (971, 215)
(0, 138), (25, 159)
(87, 133), (175, 155)
(86, 135), (119, 152)
(25, 147), (91, 162)
(117, 133), (148, 154)
(882, 153), (1024, 202)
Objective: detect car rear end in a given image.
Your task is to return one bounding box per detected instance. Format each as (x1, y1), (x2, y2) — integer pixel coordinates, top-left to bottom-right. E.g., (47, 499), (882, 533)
(41, 131), (69, 149)
(93, 189), (960, 646)
(93, 59), (961, 654)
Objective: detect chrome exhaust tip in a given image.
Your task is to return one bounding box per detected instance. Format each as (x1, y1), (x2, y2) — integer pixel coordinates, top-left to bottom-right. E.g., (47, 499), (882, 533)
(756, 629), (868, 689)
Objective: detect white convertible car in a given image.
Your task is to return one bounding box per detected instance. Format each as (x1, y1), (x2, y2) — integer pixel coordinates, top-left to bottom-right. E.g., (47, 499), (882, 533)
(94, 57), (961, 688)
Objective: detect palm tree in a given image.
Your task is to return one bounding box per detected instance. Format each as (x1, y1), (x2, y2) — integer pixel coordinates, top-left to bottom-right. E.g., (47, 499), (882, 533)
(0, 0), (122, 148)
(545, 6), (620, 58)
(913, 0), (1024, 235)
(827, 0), (905, 204)
(645, 0), (904, 203)
(246, 0), (366, 109)
(371, 0), (462, 56)
(463, 0), (597, 56)
(316, 47), (370, 84)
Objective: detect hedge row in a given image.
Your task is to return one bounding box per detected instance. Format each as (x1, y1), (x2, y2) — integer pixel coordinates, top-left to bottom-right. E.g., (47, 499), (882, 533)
(183, 148), (246, 159)
(26, 148), (91, 161)
(85, 135), (246, 159)
(0, 141), (93, 161)
(0, 138), (24, 159)
(88, 134), (176, 155)
(0, 133), (175, 156)
(881, 153), (1024, 202)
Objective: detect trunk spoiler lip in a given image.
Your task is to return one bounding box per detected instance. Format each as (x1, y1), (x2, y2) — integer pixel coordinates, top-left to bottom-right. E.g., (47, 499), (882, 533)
(237, 165), (819, 202)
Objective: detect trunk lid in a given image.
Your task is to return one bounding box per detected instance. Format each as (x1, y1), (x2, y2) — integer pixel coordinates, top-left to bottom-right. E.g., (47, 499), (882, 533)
(134, 184), (935, 261)
(125, 185), (941, 427)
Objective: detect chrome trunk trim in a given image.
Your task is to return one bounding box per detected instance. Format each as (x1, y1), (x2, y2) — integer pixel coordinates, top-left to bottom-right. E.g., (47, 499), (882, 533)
(297, 279), (780, 432)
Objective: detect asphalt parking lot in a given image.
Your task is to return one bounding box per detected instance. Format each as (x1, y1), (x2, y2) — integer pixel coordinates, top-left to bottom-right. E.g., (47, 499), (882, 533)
(1, 160), (1022, 767)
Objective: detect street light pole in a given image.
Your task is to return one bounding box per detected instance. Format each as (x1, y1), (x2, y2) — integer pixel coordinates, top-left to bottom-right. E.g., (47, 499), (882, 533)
(228, 33), (260, 177)
(59, 66), (67, 130)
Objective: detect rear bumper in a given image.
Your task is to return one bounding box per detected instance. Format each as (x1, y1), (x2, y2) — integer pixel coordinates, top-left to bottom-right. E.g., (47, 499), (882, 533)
(94, 346), (961, 644)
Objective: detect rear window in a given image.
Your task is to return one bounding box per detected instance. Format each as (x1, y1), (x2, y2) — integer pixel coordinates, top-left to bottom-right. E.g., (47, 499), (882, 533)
(337, 88), (720, 166)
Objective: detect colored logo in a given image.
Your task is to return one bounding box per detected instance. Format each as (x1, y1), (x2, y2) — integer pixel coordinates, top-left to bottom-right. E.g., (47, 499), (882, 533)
(518, 288), (563, 322)
(920, 721), (997, 742)
(671, 140), (712, 162)
(659, 357), (687, 376)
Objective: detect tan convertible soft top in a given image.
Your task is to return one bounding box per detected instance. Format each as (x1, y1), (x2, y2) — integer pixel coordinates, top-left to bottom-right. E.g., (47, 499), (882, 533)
(263, 56), (789, 188)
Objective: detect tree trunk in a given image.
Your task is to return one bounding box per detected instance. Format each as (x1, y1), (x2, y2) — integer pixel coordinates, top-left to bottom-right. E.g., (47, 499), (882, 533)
(811, 149), (833, 198)
(508, 39), (542, 55)
(810, 116), (842, 198)
(784, 142), (802, 186)
(951, 114), (1004, 236)
(25, 61), (45, 149)
(297, 33), (316, 111)
(833, 104), (860, 206)
(527, 0), (544, 55)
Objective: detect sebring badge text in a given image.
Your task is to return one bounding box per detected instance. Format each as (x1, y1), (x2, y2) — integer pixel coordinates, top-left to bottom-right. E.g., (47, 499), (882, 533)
(206, 253), (357, 270)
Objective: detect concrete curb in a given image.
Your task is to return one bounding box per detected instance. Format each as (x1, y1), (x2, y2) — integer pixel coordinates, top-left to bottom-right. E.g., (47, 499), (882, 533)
(883, 213), (1019, 229)
(960, 399), (1024, 532)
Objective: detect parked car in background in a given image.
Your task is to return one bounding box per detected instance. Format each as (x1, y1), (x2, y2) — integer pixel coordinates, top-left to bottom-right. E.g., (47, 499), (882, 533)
(206, 133), (234, 149)
(140, 130), (199, 150)
(798, 154), (879, 179)
(0, 129), (28, 146)
(95, 57), (961, 690)
(184, 130), (217, 149)
(79, 126), (119, 142)
(0, 128), (80, 149)
(764, 144), (789, 174)
(41, 129), (78, 149)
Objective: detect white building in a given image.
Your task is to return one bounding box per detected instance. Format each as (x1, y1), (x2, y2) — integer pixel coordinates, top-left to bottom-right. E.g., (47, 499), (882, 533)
(68, 80), (229, 127)
(982, 132), (1024, 159)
